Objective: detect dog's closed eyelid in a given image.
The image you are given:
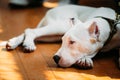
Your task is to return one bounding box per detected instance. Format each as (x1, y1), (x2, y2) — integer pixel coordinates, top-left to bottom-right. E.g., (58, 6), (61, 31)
(69, 40), (75, 44)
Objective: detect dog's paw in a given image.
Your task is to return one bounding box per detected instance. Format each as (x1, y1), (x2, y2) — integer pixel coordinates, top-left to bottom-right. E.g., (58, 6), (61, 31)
(23, 41), (36, 53)
(6, 37), (21, 51)
(75, 57), (93, 69)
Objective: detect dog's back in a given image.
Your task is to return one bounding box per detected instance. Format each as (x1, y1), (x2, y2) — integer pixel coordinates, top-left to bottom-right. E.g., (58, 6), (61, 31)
(45, 5), (115, 21)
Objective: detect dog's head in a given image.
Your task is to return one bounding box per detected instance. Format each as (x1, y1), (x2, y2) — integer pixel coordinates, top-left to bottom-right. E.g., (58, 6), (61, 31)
(53, 20), (104, 68)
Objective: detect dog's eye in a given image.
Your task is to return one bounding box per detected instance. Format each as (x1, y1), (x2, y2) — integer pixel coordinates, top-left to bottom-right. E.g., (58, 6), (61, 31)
(69, 40), (75, 44)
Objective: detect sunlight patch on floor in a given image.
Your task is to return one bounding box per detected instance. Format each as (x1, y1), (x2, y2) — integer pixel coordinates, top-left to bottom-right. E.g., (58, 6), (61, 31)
(0, 41), (7, 47)
(44, 70), (119, 80)
(43, 70), (56, 80)
(0, 72), (24, 80)
(0, 47), (25, 80)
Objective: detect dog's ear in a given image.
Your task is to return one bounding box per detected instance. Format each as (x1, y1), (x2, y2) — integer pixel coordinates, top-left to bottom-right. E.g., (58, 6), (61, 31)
(69, 18), (82, 27)
(88, 22), (100, 40)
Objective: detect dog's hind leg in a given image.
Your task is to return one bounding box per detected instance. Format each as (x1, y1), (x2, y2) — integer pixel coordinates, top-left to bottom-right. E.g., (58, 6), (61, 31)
(6, 33), (25, 50)
(36, 17), (46, 28)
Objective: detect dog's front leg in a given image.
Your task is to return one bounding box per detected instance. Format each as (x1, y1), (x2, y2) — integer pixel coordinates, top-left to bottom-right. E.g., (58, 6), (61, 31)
(23, 26), (65, 52)
(6, 34), (25, 50)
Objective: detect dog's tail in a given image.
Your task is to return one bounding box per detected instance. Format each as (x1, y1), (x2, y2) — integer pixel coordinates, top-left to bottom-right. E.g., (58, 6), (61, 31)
(0, 41), (7, 47)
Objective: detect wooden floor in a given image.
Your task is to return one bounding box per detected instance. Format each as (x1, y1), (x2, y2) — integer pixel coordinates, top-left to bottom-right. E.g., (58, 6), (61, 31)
(0, 0), (120, 80)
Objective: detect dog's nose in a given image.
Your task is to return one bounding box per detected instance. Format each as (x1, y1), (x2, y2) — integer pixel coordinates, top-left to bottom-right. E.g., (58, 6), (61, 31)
(53, 55), (60, 64)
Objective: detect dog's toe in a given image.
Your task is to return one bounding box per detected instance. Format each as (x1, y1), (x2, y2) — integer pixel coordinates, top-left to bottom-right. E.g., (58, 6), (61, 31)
(75, 57), (93, 69)
(23, 44), (36, 53)
(6, 42), (18, 51)
(6, 43), (13, 51)
(23, 47), (34, 53)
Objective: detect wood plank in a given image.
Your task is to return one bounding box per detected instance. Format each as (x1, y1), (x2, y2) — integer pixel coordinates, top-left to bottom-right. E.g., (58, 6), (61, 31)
(0, 47), (28, 80)
(16, 44), (56, 80)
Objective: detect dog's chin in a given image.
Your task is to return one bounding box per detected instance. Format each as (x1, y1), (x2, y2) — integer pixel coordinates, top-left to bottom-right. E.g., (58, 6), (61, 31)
(57, 62), (93, 69)
(57, 64), (72, 68)
(57, 63), (73, 68)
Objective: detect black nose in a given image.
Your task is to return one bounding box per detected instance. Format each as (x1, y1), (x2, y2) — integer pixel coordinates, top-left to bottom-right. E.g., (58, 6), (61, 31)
(53, 55), (60, 64)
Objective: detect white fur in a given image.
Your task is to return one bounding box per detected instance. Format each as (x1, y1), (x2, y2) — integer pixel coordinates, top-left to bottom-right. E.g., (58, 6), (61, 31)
(1, 5), (120, 68)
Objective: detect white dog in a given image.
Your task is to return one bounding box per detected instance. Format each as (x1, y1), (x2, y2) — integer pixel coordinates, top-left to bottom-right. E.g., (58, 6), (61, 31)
(1, 5), (120, 69)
